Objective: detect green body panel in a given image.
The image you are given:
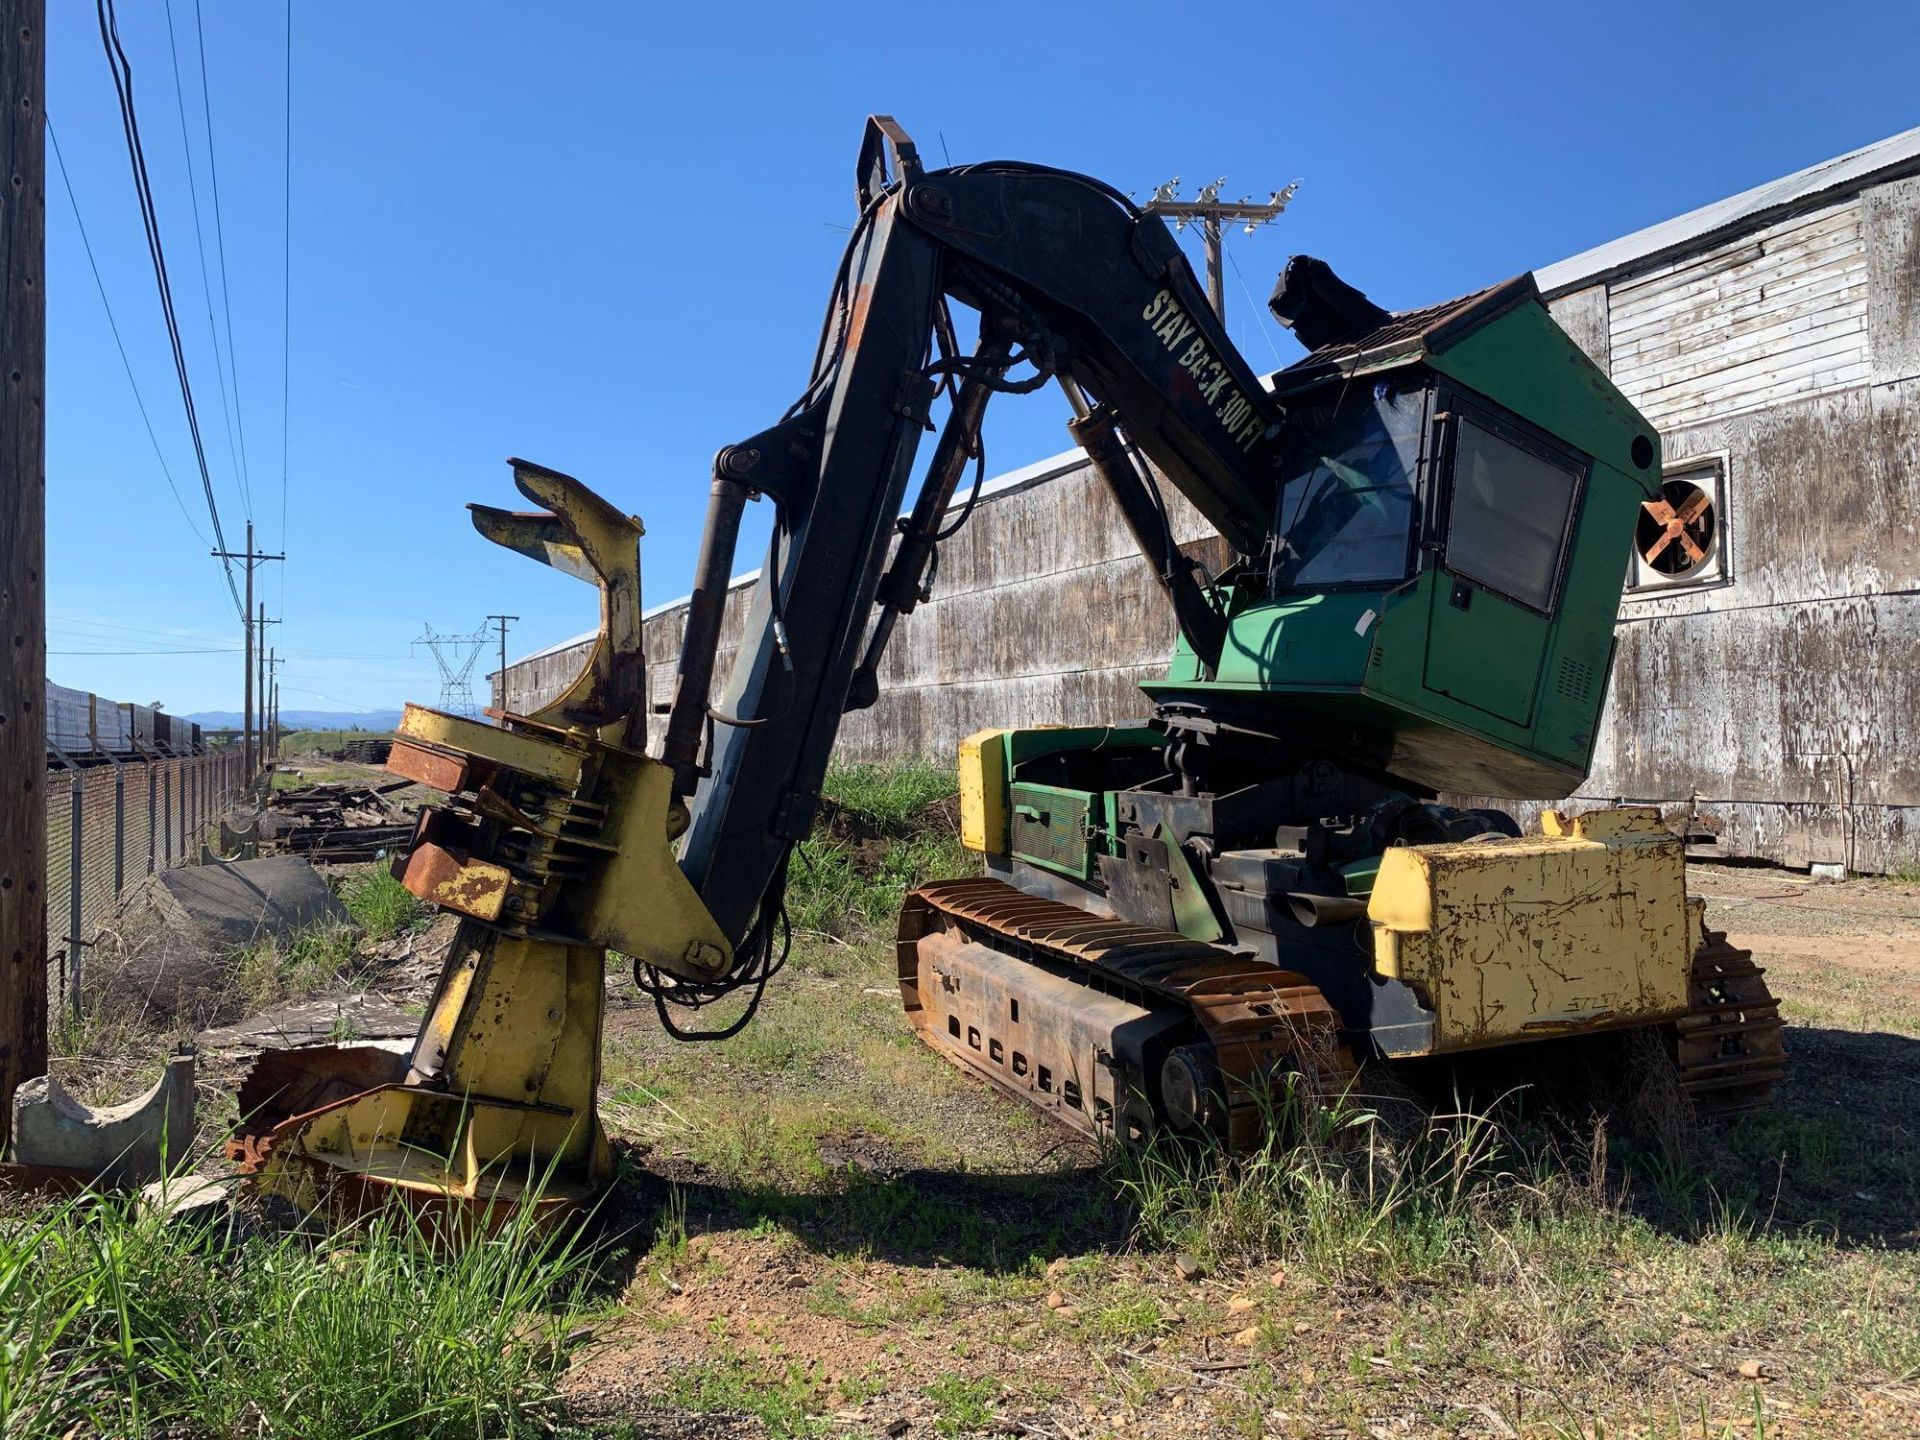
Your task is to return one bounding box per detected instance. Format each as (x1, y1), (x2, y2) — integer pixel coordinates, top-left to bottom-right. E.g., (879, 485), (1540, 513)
(1427, 302), (1660, 492)
(1144, 295), (1658, 802)
(1004, 724), (1160, 767)
(991, 725), (1163, 878)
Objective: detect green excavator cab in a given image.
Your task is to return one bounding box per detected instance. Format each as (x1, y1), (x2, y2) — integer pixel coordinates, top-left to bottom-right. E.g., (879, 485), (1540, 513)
(1146, 273), (1663, 799)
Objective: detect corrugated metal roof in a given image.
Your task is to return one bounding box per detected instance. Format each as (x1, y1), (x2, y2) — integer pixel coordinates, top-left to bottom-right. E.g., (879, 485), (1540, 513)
(1534, 123), (1920, 298)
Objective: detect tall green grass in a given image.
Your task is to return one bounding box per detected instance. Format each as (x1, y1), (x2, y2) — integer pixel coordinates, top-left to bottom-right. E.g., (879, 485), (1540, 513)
(1105, 1079), (1579, 1285)
(0, 1187), (593, 1439)
(786, 760), (971, 940)
(339, 866), (430, 941)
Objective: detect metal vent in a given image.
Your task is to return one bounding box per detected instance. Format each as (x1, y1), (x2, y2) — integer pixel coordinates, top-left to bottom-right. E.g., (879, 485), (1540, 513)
(1555, 656), (1595, 705)
(1010, 785), (1092, 877)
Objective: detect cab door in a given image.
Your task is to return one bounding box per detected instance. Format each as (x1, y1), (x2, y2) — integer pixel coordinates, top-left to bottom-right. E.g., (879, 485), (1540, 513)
(1423, 401), (1586, 728)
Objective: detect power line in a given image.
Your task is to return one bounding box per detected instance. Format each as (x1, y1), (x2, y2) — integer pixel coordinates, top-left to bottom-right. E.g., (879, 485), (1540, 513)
(44, 117), (209, 547)
(95, 0), (244, 620)
(278, 0), (291, 616)
(48, 647), (241, 656)
(160, 0), (245, 527)
(1225, 246), (1288, 371)
(190, 0), (253, 522)
(50, 613), (229, 642)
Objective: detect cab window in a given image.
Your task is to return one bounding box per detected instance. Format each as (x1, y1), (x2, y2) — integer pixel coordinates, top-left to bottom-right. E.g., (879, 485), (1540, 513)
(1272, 382), (1426, 591)
(1444, 414), (1582, 612)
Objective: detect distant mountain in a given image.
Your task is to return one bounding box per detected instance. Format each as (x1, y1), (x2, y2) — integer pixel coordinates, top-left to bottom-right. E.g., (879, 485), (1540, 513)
(182, 708), (405, 732)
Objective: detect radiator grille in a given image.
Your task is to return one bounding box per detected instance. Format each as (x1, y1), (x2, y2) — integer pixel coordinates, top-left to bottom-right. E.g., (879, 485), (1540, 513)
(1010, 785), (1092, 877)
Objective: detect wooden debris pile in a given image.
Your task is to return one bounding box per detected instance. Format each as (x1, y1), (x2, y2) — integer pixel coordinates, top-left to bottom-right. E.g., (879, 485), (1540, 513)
(260, 778), (414, 862)
(328, 737), (393, 765)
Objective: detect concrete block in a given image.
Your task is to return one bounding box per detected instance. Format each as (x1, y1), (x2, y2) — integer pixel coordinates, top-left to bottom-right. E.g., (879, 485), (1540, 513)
(12, 1047), (197, 1186)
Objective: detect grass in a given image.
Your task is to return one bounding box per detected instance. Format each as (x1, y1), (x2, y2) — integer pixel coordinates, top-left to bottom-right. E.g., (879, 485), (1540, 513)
(52, 862), (429, 1110)
(785, 759), (972, 941)
(30, 760), (1919, 1435)
(925, 1373), (1001, 1435)
(0, 1184), (595, 1440)
(665, 1351), (831, 1437)
(233, 918), (362, 1008)
(227, 868), (425, 1009)
(339, 865), (430, 941)
(1104, 1080), (1519, 1283)
(277, 727), (393, 757)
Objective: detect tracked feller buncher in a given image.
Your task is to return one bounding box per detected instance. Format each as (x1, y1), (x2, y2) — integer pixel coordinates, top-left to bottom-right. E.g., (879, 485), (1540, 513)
(231, 119), (1783, 1222)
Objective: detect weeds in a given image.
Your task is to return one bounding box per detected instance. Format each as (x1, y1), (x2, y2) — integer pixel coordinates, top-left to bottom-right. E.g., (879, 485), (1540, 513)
(0, 1185), (593, 1440)
(786, 760), (970, 940)
(924, 1373), (1001, 1435)
(338, 865), (429, 941)
(665, 1350), (827, 1437)
(235, 919), (361, 1007)
(1108, 1078), (1551, 1284)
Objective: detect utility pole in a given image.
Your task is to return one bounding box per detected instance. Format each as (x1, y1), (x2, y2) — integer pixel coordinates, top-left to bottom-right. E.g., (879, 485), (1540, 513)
(0, 0), (45, 1149)
(486, 613), (518, 715)
(256, 606), (279, 763)
(211, 521), (283, 778)
(265, 652), (282, 759)
(1143, 176), (1297, 323)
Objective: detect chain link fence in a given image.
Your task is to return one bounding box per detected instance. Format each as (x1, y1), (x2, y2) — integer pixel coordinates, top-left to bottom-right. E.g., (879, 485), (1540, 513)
(44, 746), (248, 1020)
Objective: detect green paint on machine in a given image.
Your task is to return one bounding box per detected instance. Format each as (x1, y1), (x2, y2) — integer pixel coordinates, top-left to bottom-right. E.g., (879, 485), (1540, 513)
(1143, 288), (1659, 802)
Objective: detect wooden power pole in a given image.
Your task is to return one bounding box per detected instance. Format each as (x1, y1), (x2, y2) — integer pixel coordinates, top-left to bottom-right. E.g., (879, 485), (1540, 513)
(0, 0), (45, 1148)
(486, 613), (518, 715)
(265, 651), (281, 759)
(1143, 176), (1296, 323)
(212, 522), (281, 778)
(256, 604), (278, 763)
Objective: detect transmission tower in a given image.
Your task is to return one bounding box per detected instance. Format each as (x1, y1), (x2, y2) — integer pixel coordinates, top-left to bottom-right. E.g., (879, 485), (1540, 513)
(415, 622), (490, 717)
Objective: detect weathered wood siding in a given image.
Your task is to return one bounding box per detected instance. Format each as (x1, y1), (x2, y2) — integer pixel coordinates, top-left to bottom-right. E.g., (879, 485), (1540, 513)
(1604, 203), (1873, 429)
(1535, 171), (1920, 869)
(503, 171), (1920, 872)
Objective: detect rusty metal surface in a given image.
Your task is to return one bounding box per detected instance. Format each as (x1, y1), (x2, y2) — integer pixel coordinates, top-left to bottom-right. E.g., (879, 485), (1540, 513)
(232, 1077), (595, 1236)
(226, 1042), (410, 1173)
(469, 458), (648, 746)
(1672, 931), (1786, 1113)
(910, 929), (1181, 1144)
(397, 840), (512, 922)
(386, 739), (471, 794)
(900, 878), (1352, 1148)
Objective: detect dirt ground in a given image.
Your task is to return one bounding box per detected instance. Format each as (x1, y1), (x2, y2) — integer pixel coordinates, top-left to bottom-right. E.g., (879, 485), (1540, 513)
(534, 863), (1920, 1440)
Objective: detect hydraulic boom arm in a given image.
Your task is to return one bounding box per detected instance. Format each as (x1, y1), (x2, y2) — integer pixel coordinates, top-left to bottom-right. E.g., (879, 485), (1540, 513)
(670, 116), (1285, 967)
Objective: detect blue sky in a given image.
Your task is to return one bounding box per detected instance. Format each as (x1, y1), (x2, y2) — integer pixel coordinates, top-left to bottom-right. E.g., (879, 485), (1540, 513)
(43, 0), (1920, 715)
